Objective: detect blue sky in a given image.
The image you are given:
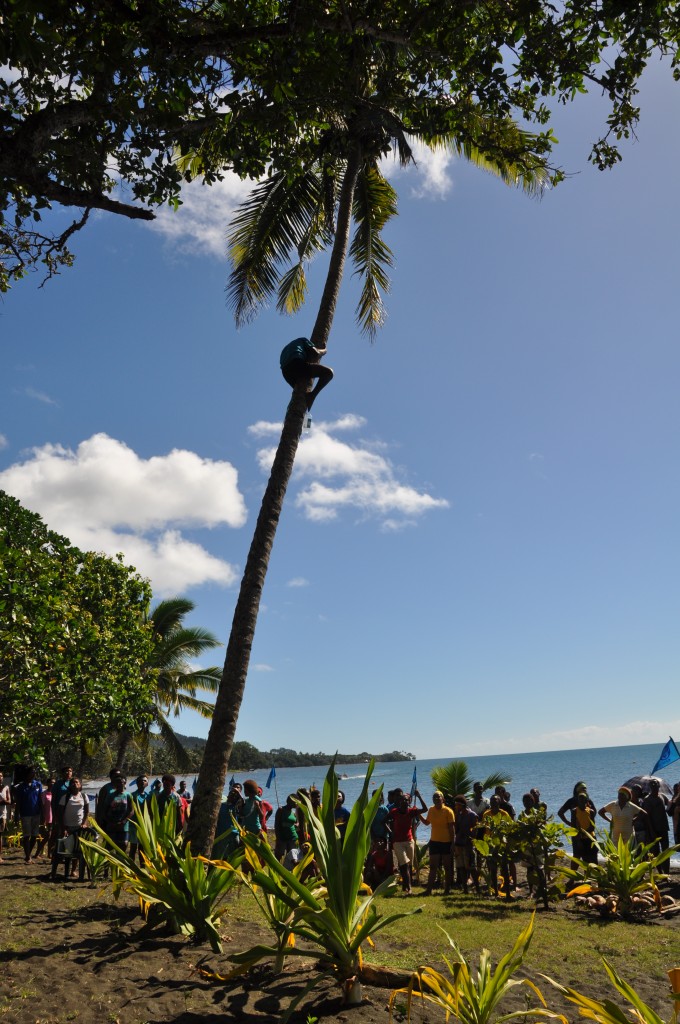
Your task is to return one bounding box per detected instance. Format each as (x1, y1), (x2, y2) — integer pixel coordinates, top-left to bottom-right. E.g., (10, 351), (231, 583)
(2, 63), (679, 760)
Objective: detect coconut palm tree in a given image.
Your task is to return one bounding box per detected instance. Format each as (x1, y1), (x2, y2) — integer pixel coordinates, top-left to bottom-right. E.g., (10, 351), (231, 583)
(186, 89), (553, 855)
(116, 598), (221, 772)
(430, 759), (510, 805)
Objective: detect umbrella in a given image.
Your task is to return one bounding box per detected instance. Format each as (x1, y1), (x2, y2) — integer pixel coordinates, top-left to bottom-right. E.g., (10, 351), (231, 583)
(622, 775), (673, 801)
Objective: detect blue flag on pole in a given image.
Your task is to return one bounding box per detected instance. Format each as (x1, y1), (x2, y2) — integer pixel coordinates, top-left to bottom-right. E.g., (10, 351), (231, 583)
(266, 765), (276, 789)
(651, 737), (680, 775)
(410, 764), (417, 799)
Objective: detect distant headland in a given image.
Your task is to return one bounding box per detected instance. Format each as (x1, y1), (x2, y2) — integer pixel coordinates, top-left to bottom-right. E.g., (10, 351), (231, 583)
(176, 736), (416, 770)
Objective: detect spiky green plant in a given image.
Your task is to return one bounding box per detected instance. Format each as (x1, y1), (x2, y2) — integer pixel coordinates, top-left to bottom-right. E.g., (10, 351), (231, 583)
(237, 842), (324, 975)
(80, 799), (243, 951)
(227, 761), (421, 1011)
(545, 958), (680, 1024)
(559, 834), (677, 918)
(390, 913), (565, 1024)
(79, 832), (109, 883)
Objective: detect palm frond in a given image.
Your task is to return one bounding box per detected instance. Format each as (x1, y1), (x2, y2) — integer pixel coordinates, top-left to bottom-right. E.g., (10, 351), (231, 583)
(276, 206), (331, 315)
(425, 104), (551, 196)
(178, 665), (221, 694)
(276, 262), (309, 315)
(153, 709), (194, 771)
(349, 163), (397, 338)
(431, 760), (511, 801)
(227, 168), (326, 325)
(157, 666), (219, 701)
(393, 128), (414, 168)
(151, 626), (222, 669)
(149, 597), (196, 638)
(158, 689), (216, 719)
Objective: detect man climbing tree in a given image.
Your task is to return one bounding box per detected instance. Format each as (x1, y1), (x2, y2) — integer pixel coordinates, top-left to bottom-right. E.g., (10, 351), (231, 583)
(280, 337), (334, 410)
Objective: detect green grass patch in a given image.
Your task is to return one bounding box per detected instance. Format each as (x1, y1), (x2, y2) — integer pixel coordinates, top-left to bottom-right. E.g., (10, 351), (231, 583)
(222, 883), (676, 995)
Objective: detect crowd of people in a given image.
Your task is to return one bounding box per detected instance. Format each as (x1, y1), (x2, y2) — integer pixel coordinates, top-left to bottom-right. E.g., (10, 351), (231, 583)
(1, 767), (678, 897)
(211, 774), (680, 899)
(0, 766), (194, 879)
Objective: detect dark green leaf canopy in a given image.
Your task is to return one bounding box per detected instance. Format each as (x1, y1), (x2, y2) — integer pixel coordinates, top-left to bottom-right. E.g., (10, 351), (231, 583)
(3, 0), (679, 288)
(0, 491), (155, 766)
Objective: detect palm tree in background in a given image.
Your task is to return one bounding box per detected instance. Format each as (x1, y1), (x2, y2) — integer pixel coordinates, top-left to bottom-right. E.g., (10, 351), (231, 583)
(431, 759), (511, 804)
(116, 597), (221, 772)
(186, 87), (553, 854)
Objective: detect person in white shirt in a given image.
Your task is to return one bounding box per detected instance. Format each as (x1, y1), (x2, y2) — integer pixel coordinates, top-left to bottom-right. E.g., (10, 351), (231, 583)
(598, 786), (647, 845)
(0, 771), (12, 862)
(52, 778), (90, 881)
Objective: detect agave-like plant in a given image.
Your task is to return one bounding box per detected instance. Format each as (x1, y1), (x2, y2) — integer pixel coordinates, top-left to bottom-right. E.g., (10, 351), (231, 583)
(234, 841), (324, 975)
(559, 834), (677, 918)
(227, 761), (420, 1011)
(81, 800), (243, 951)
(430, 760), (510, 804)
(79, 831), (109, 883)
(545, 958), (680, 1024)
(390, 913), (565, 1024)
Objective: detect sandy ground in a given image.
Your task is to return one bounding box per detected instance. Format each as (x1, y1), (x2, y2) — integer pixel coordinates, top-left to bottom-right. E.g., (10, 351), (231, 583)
(1, 847), (678, 1024)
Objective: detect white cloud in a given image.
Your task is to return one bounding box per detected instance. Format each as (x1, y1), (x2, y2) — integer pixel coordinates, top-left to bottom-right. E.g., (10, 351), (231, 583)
(0, 433), (247, 594)
(250, 415), (366, 439)
(287, 577), (309, 588)
(252, 663), (274, 672)
(0, 434), (7, 450)
(20, 386), (58, 406)
(254, 418), (448, 525)
(248, 420), (283, 439)
(317, 414), (367, 432)
(461, 719), (680, 756)
(381, 138), (455, 199)
(149, 172), (254, 257)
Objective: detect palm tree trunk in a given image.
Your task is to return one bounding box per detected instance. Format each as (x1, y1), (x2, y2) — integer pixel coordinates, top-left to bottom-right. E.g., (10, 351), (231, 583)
(115, 729), (132, 772)
(77, 738), (89, 778)
(186, 146), (363, 856)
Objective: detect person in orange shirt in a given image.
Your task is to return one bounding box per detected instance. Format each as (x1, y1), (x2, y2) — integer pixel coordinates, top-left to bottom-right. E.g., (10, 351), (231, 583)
(423, 791), (455, 896)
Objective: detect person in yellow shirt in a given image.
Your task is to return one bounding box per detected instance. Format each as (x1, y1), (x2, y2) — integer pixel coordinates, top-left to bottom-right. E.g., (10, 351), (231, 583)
(423, 791), (455, 895)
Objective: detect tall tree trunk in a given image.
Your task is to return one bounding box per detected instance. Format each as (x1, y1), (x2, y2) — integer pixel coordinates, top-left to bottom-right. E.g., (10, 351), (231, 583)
(186, 146), (362, 856)
(77, 738), (89, 778)
(115, 729), (132, 772)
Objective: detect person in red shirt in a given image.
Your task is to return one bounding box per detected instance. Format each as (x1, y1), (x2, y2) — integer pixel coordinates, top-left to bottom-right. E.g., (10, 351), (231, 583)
(389, 792), (426, 894)
(257, 787), (273, 830)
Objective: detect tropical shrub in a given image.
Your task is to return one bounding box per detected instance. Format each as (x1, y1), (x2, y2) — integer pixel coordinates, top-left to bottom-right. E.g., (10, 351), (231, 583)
(228, 761), (421, 1009)
(505, 812), (572, 909)
(81, 799), (243, 951)
(79, 830), (109, 883)
(472, 813), (514, 898)
(431, 760), (510, 804)
(559, 834), (677, 918)
(546, 958), (680, 1024)
(390, 913), (564, 1024)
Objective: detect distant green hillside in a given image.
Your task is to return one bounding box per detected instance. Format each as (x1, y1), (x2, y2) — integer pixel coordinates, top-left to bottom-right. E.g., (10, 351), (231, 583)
(44, 734), (414, 779)
(176, 736), (415, 769)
